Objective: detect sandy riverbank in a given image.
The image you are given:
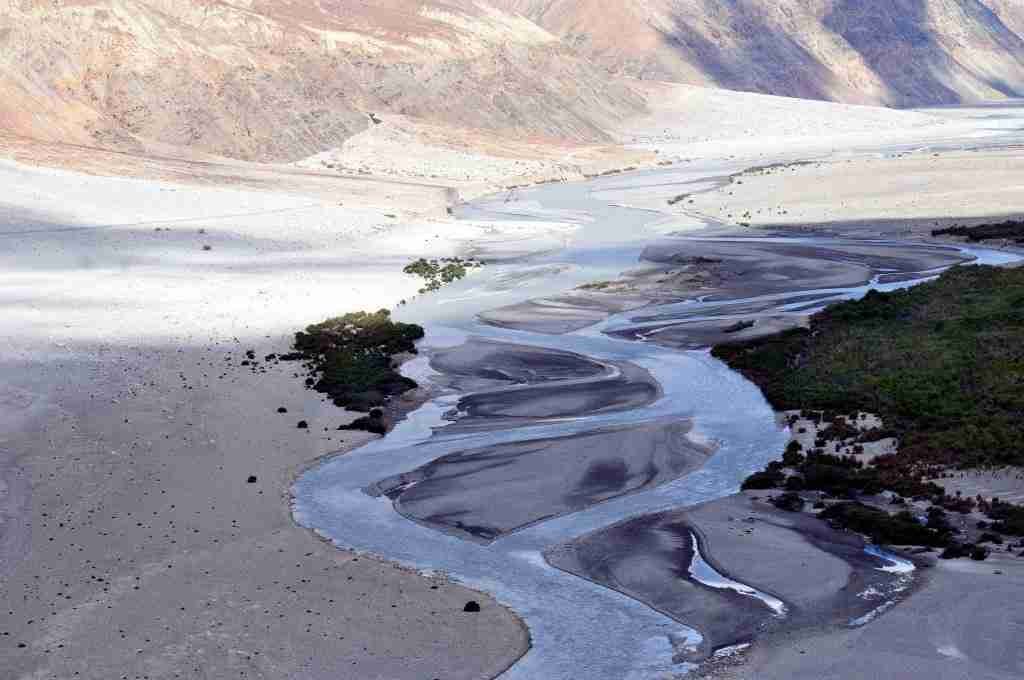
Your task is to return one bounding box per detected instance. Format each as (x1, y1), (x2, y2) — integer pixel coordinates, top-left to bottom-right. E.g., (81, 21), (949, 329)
(685, 146), (1024, 238)
(0, 154), (555, 678)
(0, 340), (530, 679)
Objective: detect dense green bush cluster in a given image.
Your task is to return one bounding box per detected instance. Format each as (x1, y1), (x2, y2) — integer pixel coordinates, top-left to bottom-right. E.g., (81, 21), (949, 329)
(743, 437), (943, 500)
(932, 219), (1024, 243)
(819, 503), (952, 547)
(714, 265), (1024, 469)
(988, 501), (1024, 536)
(291, 310), (424, 411)
(741, 467), (786, 490)
(719, 265), (1024, 552)
(403, 257), (482, 294)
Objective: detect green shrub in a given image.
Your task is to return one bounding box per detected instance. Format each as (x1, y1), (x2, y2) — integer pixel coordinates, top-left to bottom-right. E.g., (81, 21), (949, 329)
(742, 468), (785, 490)
(772, 492), (806, 512)
(782, 441), (805, 466)
(819, 503), (951, 547)
(403, 257), (481, 294)
(292, 310), (424, 411)
(989, 503), (1024, 536)
(713, 266), (1024, 469)
(714, 265), (1024, 531)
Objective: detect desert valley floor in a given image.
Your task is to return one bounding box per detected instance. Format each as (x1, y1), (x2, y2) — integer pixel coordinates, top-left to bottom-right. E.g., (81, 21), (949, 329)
(3, 88), (1024, 680)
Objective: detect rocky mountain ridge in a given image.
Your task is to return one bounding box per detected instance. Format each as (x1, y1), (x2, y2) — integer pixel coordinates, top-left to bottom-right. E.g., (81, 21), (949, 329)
(3, 0), (1024, 162)
(502, 0), (1024, 105)
(0, 0), (642, 161)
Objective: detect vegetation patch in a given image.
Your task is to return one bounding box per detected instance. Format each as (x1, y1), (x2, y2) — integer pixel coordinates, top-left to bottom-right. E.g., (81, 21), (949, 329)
(932, 219), (1024, 243)
(714, 266), (1024, 469)
(288, 310), (424, 412)
(820, 503), (952, 547)
(578, 280), (616, 291)
(404, 257), (483, 294)
(342, 408), (388, 435)
(715, 265), (1024, 553)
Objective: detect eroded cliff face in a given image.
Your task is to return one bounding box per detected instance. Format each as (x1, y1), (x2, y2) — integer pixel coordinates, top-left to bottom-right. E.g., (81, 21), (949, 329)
(4, 0), (1024, 163)
(0, 0), (643, 161)
(501, 0), (1024, 106)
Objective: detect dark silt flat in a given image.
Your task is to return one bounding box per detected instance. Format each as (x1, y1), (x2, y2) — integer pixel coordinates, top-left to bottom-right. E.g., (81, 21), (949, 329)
(368, 420), (709, 543)
(449, 360), (659, 429)
(429, 338), (607, 392)
(545, 511), (772, 660)
(546, 494), (917, 660)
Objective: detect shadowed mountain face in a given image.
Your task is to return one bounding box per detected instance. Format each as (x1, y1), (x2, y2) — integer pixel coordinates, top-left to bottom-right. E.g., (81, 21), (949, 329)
(501, 0), (1024, 106)
(4, 0), (1024, 162)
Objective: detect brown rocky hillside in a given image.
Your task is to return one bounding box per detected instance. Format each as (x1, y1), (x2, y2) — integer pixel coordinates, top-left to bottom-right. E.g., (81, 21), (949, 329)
(3, 0), (1024, 163)
(0, 0), (642, 162)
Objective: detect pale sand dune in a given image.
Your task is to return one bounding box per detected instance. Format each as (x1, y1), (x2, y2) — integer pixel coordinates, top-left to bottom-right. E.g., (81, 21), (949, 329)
(294, 114), (655, 201)
(687, 147), (1024, 235)
(675, 98), (1024, 237)
(291, 82), (959, 204)
(0, 156), (577, 347)
(619, 82), (942, 156)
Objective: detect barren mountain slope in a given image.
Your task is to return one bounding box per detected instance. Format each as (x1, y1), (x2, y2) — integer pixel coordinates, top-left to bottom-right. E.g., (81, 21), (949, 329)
(0, 0), (643, 162)
(501, 0), (1024, 105)
(5, 0), (1024, 165)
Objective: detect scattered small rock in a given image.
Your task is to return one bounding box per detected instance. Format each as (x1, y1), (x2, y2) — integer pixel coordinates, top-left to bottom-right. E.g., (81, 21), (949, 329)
(202, 244), (212, 251)
(277, 407), (288, 414)
(246, 475), (258, 484)
(463, 601), (481, 613)
(297, 420), (309, 429)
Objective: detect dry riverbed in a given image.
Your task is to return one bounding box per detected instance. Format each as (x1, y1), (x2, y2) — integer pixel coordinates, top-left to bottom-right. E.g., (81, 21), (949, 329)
(0, 341), (528, 679)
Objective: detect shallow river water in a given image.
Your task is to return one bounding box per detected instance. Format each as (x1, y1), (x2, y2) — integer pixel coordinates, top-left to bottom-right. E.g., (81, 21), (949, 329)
(293, 153), (1021, 678)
